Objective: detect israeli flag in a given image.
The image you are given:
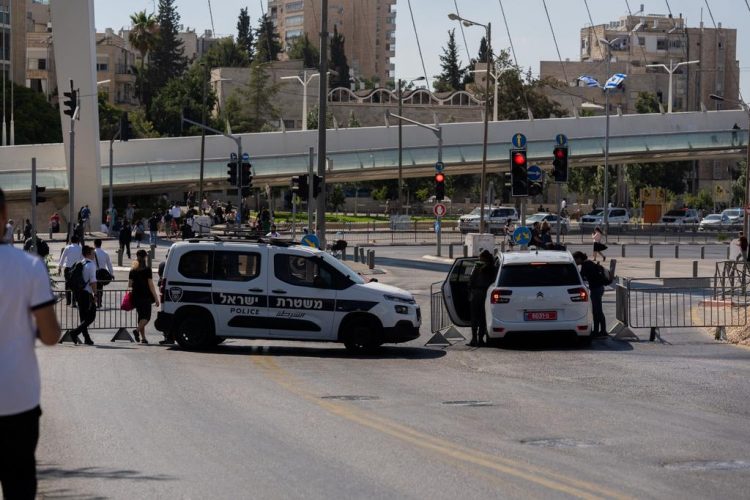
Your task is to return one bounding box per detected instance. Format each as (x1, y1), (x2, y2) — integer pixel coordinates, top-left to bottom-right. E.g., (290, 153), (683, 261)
(604, 73), (627, 89)
(577, 75), (600, 87)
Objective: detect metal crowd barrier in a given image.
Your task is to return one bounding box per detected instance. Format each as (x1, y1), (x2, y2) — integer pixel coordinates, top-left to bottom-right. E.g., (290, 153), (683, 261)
(430, 281), (452, 334)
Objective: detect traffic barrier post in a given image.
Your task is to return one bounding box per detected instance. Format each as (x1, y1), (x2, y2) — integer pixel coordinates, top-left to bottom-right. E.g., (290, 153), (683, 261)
(693, 261), (699, 277)
(655, 260), (661, 277)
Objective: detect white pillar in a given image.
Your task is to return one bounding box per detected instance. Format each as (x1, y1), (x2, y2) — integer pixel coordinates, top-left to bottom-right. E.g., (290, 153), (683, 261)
(50, 0), (103, 228)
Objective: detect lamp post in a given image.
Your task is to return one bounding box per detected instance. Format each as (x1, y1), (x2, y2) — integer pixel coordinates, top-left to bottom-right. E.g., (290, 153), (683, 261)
(450, 13), (491, 234)
(646, 59), (699, 113)
(598, 37), (622, 236)
(397, 76), (426, 213)
(468, 63), (512, 122)
(710, 94), (750, 236)
(281, 71), (321, 131)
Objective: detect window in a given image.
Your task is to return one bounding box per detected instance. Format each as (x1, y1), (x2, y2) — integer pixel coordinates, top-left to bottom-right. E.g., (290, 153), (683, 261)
(285, 15), (303, 26)
(638, 36), (645, 46)
(498, 264), (581, 287)
(656, 38), (667, 50)
(96, 62), (108, 72)
(275, 254), (340, 289)
(38, 58), (46, 70)
(213, 251), (261, 282)
(285, 1), (303, 11)
(178, 251), (213, 280)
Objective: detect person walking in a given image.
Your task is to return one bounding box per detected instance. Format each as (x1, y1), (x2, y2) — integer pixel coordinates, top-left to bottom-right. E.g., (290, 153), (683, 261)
(23, 219), (32, 241)
(58, 235), (82, 306)
(80, 204), (91, 235)
(125, 203), (135, 223)
(118, 219), (132, 259)
(3, 218), (14, 244)
(573, 251), (607, 338)
(266, 224), (281, 238)
(133, 219), (145, 248)
(148, 212), (160, 246)
(0, 187), (60, 500)
(66, 246), (98, 345)
(93, 239), (114, 308)
(468, 250), (497, 347)
(738, 231), (748, 261)
(592, 226), (607, 262)
(128, 249), (160, 344)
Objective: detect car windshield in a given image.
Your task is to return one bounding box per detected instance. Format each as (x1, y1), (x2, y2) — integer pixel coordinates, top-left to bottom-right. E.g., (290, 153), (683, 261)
(319, 252), (365, 285)
(497, 263), (581, 287)
(526, 214), (545, 223)
(723, 210), (741, 217)
(704, 215), (721, 221)
(587, 210), (603, 216)
(665, 210), (686, 217)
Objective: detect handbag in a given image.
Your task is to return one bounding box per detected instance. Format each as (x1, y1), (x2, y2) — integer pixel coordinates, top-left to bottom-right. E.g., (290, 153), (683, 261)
(96, 268), (113, 286)
(121, 291), (134, 311)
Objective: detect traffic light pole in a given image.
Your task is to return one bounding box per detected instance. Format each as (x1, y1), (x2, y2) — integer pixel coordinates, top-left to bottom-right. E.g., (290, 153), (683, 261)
(316, 0), (329, 249)
(108, 127), (121, 236)
(308, 147), (315, 232)
(555, 183), (562, 245)
(31, 158), (37, 255)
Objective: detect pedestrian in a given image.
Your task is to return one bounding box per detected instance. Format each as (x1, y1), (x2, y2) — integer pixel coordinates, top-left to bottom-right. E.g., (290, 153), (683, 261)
(266, 224), (281, 238)
(23, 235), (50, 259)
(468, 250), (496, 347)
(128, 249), (160, 344)
(592, 226), (607, 262)
(125, 203), (135, 223)
(49, 213), (60, 234)
(80, 204), (91, 235)
(0, 187), (60, 500)
(260, 207), (271, 233)
(93, 239), (114, 308)
(23, 219), (32, 240)
(3, 218), (13, 244)
(148, 212), (160, 245)
(540, 221), (553, 249)
(738, 231), (748, 261)
(530, 221), (544, 248)
(573, 251), (607, 338)
(119, 219), (132, 259)
(66, 245), (97, 345)
(134, 219), (145, 248)
(58, 235), (82, 306)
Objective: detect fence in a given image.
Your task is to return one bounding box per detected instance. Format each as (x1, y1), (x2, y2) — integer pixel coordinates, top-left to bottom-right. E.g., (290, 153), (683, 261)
(430, 281), (452, 334)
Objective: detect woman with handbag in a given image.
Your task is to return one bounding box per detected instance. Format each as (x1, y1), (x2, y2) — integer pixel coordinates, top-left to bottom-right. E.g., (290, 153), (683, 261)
(592, 226), (607, 262)
(128, 249), (160, 344)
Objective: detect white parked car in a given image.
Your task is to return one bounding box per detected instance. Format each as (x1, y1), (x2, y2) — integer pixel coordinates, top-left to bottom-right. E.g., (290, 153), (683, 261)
(155, 240), (420, 352)
(661, 208), (700, 225)
(442, 251), (592, 343)
(699, 214), (730, 231)
(525, 212), (570, 234)
(580, 208), (630, 228)
(721, 208), (744, 225)
(458, 206), (518, 234)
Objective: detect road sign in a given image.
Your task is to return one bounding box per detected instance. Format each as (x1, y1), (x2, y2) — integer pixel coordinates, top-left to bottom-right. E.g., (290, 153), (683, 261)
(435, 161), (445, 172)
(434, 220), (441, 233)
(242, 152), (250, 162)
(433, 203), (447, 217)
(555, 134), (568, 146)
(512, 226), (532, 246)
(230, 152), (237, 161)
(511, 133), (527, 149)
(300, 234), (320, 248)
(527, 165), (542, 182)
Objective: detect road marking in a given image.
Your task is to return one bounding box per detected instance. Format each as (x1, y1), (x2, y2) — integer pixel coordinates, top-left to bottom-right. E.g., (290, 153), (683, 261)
(251, 356), (629, 500)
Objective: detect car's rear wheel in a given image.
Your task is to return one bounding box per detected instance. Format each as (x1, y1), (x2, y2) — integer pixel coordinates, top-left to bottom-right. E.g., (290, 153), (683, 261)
(174, 314), (214, 350)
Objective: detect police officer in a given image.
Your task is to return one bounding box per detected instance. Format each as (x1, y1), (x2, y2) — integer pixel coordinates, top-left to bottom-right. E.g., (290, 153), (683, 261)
(468, 250), (496, 347)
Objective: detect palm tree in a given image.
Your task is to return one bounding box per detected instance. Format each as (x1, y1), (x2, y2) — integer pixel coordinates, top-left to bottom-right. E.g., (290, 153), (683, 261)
(128, 10), (159, 105)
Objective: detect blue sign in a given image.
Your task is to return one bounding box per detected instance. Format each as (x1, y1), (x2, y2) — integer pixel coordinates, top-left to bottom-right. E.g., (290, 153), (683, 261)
(242, 152), (250, 162)
(435, 161), (445, 173)
(527, 165), (543, 182)
(555, 134), (568, 146)
(512, 226), (532, 246)
(300, 234), (320, 249)
(434, 220), (441, 233)
(511, 133), (527, 149)
(230, 152), (238, 161)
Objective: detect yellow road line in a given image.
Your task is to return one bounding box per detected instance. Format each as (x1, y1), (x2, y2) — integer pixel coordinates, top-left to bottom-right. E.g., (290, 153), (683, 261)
(251, 356), (630, 500)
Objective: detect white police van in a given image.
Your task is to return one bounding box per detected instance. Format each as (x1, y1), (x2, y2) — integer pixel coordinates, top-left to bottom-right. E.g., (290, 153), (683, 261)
(154, 240), (421, 352)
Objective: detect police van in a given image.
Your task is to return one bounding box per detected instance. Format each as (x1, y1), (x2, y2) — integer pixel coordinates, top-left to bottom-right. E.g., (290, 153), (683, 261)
(154, 240), (421, 352)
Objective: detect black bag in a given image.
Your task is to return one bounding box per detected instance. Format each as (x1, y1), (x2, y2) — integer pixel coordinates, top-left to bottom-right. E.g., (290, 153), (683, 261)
(96, 269), (113, 287)
(592, 263), (613, 286)
(69, 261), (87, 292)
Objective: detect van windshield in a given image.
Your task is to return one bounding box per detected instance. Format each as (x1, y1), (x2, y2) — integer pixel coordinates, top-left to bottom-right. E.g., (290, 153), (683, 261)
(319, 252), (365, 285)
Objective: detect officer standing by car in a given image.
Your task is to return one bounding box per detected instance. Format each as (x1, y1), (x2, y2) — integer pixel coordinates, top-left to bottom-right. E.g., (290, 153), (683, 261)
(573, 251), (607, 338)
(468, 250), (496, 347)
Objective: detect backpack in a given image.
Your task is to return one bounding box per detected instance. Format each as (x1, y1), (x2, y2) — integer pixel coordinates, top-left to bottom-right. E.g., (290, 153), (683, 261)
(593, 262), (614, 286)
(36, 238), (50, 258)
(69, 261), (88, 292)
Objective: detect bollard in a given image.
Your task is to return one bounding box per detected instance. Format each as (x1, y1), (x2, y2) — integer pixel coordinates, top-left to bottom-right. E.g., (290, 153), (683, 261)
(655, 260), (661, 277)
(359, 247), (365, 263)
(693, 260), (698, 277)
(48, 227), (53, 240)
(727, 246), (731, 259)
(649, 245), (654, 258)
(149, 244), (156, 259)
(367, 249), (375, 269)
(117, 248), (123, 267)
(341, 246), (347, 261)
(621, 245), (626, 258)
(463, 245), (468, 258)
(449, 243), (454, 259)
(674, 245), (679, 259)
(500, 241), (506, 253)
(700, 246), (705, 259)
(353, 246), (359, 262)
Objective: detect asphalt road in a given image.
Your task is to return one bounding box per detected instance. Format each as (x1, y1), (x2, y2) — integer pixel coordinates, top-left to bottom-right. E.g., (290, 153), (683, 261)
(35, 244), (750, 499)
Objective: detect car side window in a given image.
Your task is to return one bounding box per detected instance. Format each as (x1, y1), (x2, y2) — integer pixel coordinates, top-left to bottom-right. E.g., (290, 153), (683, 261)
(274, 254), (338, 289)
(213, 251), (261, 282)
(178, 251), (213, 280)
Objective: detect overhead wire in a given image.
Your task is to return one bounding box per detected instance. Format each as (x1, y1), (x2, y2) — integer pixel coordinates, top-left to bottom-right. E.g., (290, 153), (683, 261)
(624, 0), (660, 92)
(452, 0), (472, 63)
(207, 0), (215, 36)
(406, 0), (431, 90)
(540, 0), (577, 112)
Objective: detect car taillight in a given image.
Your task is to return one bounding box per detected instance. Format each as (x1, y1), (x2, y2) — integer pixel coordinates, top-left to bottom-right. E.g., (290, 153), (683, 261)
(490, 289), (512, 304)
(568, 287), (588, 302)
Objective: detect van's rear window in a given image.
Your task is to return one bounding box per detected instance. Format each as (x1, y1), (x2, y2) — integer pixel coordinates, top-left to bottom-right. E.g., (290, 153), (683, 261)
(498, 263), (581, 287)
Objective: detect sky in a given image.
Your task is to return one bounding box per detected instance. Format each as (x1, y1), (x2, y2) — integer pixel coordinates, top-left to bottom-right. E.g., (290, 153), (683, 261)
(93, 0), (750, 101)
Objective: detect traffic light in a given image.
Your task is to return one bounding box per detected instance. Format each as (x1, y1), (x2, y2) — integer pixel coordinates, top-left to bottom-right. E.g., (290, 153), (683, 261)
(312, 175), (322, 198)
(120, 112), (131, 141)
(435, 172), (445, 201)
(510, 149), (528, 196)
(552, 146), (568, 183)
(35, 185), (46, 205)
(241, 187), (251, 198)
(241, 162), (252, 188)
(298, 174), (309, 201)
(62, 90), (77, 118)
(226, 162), (238, 186)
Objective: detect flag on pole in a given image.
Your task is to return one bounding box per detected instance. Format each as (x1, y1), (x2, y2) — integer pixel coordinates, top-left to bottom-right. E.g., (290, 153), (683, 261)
(577, 75), (600, 88)
(604, 73), (627, 89)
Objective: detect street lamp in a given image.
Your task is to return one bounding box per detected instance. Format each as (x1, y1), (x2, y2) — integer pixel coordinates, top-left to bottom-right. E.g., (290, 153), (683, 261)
(598, 37), (623, 235)
(469, 63), (512, 122)
(646, 59), (699, 113)
(710, 93), (750, 236)
(396, 75), (426, 213)
(450, 12), (492, 234)
(281, 71), (321, 131)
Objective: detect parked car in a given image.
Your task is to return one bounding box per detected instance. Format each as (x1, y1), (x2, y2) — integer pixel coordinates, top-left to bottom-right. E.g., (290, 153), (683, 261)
(458, 206), (518, 234)
(661, 208), (700, 225)
(721, 208), (744, 226)
(525, 213), (570, 234)
(580, 208), (630, 229)
(699, 213), (730, 231)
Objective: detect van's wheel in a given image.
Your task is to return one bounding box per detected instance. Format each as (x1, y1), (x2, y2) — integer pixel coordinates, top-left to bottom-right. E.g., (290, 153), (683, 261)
(174, 314), (213, 350)
(342, 319), (382, 354)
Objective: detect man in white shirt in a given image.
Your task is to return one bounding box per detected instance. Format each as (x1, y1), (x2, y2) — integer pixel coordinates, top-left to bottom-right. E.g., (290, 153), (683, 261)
(93, 239), (113, 308)
(58, 235), (82, 306)
(266, 224), (281, 238)
(3, 218), (13, 244)
(66, 246), (97, 346)
(0, 187), (60, 499)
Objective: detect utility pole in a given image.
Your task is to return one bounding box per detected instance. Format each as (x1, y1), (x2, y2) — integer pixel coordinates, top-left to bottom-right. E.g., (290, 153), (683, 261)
(398, 78), (403, 212)
(31, 158), (37, 255)
(66, 80), (78, 242)
(316, 0), (329, 248)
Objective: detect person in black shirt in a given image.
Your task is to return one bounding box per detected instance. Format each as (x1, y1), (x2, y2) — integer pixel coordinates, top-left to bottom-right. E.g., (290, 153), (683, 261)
(468, 250), (497, 347)
(573, 251), (607, 338)
(118, 220), (132, 259)
(128, 249), (160, 344)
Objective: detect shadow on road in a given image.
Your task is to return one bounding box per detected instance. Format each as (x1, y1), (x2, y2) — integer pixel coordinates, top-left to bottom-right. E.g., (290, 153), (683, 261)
(37, 464), (176, 483)
(376, 256), (452, 273)
(191, 343), (447, 360)
(491, 336), (634, 352)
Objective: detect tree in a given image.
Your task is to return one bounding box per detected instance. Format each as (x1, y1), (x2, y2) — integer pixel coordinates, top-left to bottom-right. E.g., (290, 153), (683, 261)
(98, 92), (123, 140)
(347, 110), (360, 128)
(329, 25), (351, 89)
(150, 62), (217, 136)
(433, 29), (465, 92)
(128, 10), (159, 106)
(306, 104), (334, 130)
(287, 34), (319, 69)
(128, 109), (161, 138)
(205, 38), (248, 68)
(635, 91), (660, 114)
(2, 82), (61, 144)
(236, 7), (254, 64)
(329, 185), (346, 212)
(149, 0), (187, 104)
(476, 36), (493, 63)
(254, 14), (282, 63)
(223, 61), (280, 133)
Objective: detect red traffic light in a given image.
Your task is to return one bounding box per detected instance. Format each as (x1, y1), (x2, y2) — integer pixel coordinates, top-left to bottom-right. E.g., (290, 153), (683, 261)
(512, 152), (526, 166)
(554, 147), (567, 159)
(435, 173), (445, 183)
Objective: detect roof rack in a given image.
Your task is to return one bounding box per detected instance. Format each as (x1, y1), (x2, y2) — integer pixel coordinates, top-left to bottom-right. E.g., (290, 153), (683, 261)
(187, 235), (223, 243)
(186, 236), (299, 248)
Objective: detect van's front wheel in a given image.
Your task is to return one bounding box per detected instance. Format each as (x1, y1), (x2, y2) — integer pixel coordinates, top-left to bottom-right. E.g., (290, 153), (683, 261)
(174, 314), (213, 350)
(342, 319), (383, 354)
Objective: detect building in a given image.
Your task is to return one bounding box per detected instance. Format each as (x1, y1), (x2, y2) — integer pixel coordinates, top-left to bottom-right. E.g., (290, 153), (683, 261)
(268, 0), (397, 85)
(540, 11), (741, 197)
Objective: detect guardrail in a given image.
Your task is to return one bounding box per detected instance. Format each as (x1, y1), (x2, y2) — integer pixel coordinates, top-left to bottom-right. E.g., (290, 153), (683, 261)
(430, 281), (452, 334)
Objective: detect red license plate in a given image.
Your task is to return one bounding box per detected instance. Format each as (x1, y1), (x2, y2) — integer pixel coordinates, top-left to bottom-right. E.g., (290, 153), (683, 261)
(525, 311), (557, 321)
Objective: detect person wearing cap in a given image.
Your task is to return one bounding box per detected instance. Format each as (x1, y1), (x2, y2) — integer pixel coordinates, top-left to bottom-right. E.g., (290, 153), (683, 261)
(468, 250), (497, 347)
(128, 249), (160, 344)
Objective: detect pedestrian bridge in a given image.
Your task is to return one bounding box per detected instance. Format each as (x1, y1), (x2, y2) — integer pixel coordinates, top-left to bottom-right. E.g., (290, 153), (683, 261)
(0, 109), (747, 196)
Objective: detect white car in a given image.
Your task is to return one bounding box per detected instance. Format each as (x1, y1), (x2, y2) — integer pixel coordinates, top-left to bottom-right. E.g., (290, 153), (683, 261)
(699, 214), (730, 231)
(442, 251), (592, 342)
(721, 208), (744, 225)
(458, 206), (518, 234)
(661, 208), (700, 225)
(155, 240), (420, 352)
(525, 213), (570, 234)
(580, 208), (630, 228)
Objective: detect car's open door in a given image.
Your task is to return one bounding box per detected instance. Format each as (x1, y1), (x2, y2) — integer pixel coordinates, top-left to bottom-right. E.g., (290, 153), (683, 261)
(441, 258), (479, 327)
